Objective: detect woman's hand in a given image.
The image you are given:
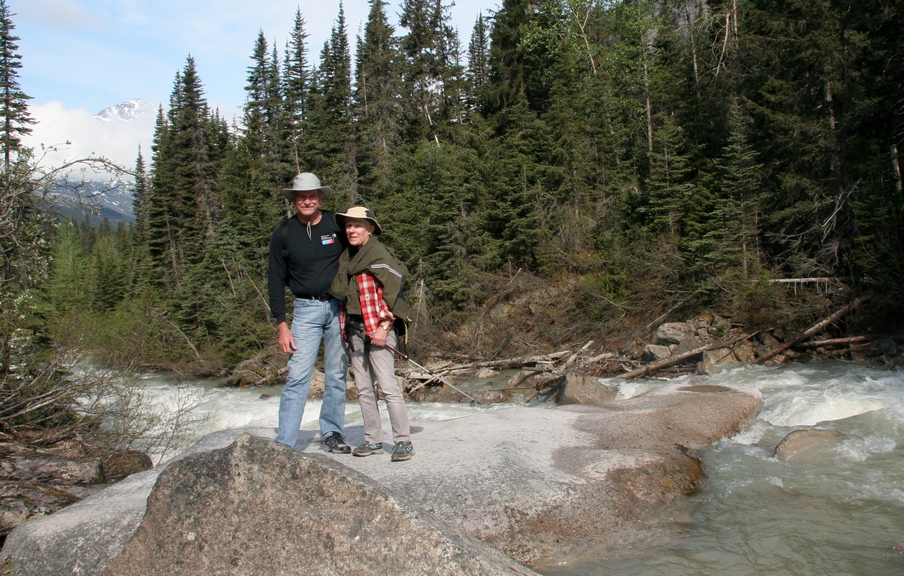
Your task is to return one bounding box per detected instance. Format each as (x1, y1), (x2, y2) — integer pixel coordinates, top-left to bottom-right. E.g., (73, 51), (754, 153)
(369, 324), (390, 347)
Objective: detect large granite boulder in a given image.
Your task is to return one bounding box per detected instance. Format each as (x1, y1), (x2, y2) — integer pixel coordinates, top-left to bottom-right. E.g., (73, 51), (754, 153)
(104, 434), (535, 576)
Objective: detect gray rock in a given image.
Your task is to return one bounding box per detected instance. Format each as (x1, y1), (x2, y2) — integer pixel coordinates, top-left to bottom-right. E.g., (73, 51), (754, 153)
(696, 348), (737, 376)
(584, 384), (763, 453)
(733, 341), (757, 363)
(556, 372), (618, 406)
(773, 429), (845, 461)
(654, 322), (694, 345)
(643, 344), (672, 361)
(475, 367), (500, 379)
(103, 435), (537, 576)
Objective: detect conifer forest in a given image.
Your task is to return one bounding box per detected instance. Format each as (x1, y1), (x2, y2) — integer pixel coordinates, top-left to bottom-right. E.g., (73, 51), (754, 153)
(3, 0), (903, 384)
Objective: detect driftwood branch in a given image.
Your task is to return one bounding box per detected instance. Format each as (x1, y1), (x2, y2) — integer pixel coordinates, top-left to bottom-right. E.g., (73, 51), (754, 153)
(752, 296), (869, 365)
(562, 341), (593, 370)
(795, 335), (870, 349)
(442, 350), (571, 375)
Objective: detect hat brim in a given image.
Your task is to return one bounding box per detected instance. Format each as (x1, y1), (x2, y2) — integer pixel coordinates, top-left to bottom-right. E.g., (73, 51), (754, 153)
(282, 186), (331, 203)
(335, 213), (382, 236)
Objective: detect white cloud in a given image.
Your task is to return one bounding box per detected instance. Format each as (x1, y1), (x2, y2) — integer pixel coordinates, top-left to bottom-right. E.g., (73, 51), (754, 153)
(26, 101), (157, 176)
(16, 0), (98, 29)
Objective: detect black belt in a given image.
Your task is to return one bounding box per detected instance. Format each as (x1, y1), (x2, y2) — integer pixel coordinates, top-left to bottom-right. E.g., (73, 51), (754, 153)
(296, 293), (332, 301)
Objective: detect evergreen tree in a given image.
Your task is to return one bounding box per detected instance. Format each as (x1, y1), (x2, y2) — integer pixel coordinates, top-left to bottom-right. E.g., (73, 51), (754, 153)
(353, 0), (402, 204)
(645, 116), (696, 239)
(166, 57), (218, 267)
(282, 8), (311, 174)
(88, 227), (128, 312)
(244, 31), (272, 158)
(0, 0), (33, 168)
(47, 220), (88, 313)
(465, 13), (491, 111)
(144, 57), (220, 294)
(131, 147), (149, 238)
(145, 105), (177, 289)
(306, 5), (354, 197)
(709, 99), (763, 279)
(481, 0), (562, 119)
(398, 0), (464, 142)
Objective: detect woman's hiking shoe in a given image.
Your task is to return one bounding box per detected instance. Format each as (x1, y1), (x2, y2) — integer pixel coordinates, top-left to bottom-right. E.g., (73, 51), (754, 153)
(352, 442), (383, 457)
(322, 432), (351, 454)
(391, 441), (414, 462)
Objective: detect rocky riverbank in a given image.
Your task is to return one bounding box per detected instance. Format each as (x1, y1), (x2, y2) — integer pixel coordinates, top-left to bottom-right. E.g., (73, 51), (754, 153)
(2, 380), (762, 575)
(3, 307), (900, 552)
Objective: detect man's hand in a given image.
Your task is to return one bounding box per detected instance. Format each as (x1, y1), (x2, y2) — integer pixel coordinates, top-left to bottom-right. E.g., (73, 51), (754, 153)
(277, 322), (296, 354)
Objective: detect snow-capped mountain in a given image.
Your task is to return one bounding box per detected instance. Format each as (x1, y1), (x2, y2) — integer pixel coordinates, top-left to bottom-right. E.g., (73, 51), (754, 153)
(43, 179), (136, 227)
(95, 99), (158, 122)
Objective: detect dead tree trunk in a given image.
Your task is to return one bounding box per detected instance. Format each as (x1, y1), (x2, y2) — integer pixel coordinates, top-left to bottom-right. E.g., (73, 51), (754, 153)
(752, 296), (869, 365)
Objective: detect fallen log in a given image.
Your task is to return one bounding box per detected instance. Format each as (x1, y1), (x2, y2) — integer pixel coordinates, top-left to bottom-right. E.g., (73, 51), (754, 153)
(616, 333), (755, 380)
(752, 296), (869, 365)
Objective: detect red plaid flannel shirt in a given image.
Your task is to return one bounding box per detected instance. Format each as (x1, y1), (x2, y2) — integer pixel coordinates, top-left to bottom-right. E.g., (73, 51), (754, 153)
(339, 271), (393, 339)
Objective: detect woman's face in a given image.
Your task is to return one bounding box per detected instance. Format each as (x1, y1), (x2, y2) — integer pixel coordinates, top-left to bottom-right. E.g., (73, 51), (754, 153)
(345, 218), (375, 246)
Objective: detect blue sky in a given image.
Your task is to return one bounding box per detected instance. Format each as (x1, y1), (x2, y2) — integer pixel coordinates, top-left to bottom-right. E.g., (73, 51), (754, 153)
(12, 0), (494, 168)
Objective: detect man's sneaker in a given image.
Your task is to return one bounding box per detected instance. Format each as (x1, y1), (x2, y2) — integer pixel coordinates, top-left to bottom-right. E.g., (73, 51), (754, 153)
(322, 432), (351, 454)
(352, 442), (383, 457)
(391, 441), (414, 462)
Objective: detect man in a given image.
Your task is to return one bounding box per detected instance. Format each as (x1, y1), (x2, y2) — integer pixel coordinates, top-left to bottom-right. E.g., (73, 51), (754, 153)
(267, 172), (351, 453)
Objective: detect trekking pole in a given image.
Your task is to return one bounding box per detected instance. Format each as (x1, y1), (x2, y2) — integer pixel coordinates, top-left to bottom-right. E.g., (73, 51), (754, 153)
(383, 344), (480, 406)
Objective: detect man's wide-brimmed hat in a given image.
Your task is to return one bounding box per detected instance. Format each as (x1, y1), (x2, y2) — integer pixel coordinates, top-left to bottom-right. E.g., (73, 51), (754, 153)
(335, 206), (382, 236)
(282, 172), (331, 202)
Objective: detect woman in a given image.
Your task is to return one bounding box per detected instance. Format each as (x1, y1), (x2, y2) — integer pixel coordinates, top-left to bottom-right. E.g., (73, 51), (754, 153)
(332, 206), (414, 462)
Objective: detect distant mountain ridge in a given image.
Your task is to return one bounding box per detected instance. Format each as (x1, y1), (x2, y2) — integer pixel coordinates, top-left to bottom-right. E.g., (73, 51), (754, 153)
(43, 179), (135, 228)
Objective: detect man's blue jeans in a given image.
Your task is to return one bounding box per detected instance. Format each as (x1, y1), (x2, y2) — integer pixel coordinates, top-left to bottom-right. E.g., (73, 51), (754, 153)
(275, 297), (348, 449)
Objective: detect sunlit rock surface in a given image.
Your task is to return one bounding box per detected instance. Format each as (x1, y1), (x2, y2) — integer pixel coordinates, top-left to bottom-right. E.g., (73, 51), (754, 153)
(2, 383), (762, 575)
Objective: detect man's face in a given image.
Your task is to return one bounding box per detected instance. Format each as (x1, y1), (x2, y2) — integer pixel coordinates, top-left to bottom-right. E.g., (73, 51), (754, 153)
(293, 190), (321, 218)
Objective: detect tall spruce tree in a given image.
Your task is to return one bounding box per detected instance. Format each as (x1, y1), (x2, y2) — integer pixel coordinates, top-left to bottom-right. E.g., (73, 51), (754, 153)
(145, 57), (219, 292)
(709, 99), (763, 279)
(282, 8), (311, 175)
(306, 5), (354, 197)
(353, 0), (402, 204)
(244, 31), (272, 159)
(465, 13), (491, 111)
(398, 0), (464, 143)
(0, 0), (33, 168)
